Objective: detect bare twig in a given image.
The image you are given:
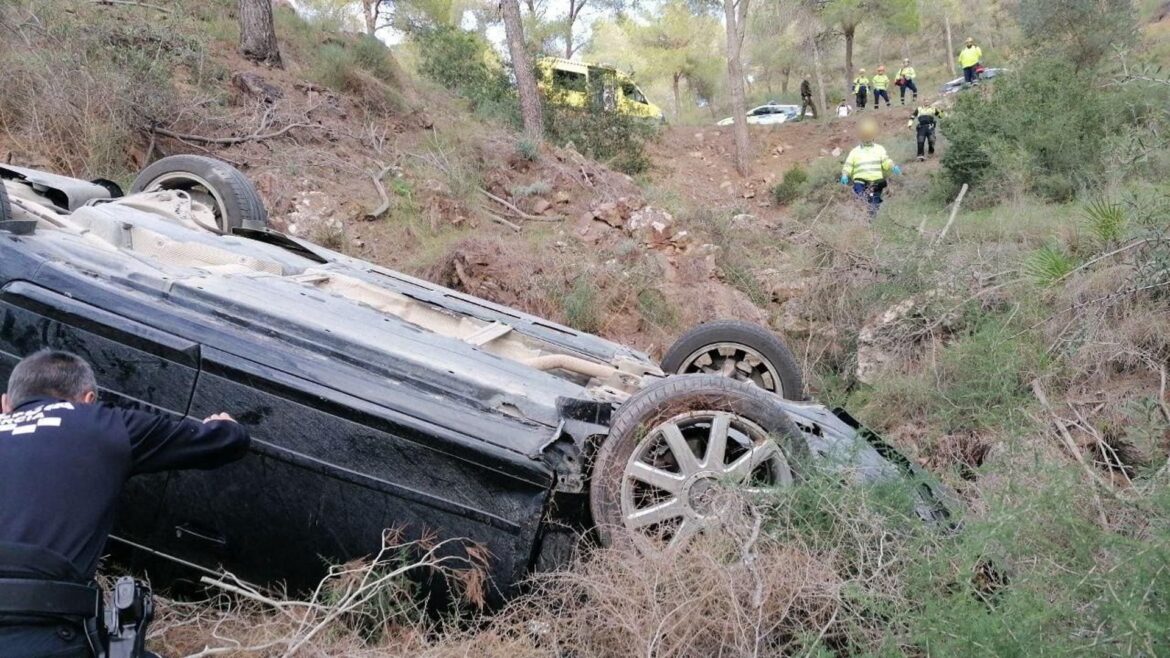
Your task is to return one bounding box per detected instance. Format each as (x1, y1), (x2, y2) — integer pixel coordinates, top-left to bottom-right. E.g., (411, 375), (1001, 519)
(1031, 379), (1113, 526)
(480, 188), (564, 221)
(484, 211), (522, 232)
(152, 122), (310, 146)
(932, 182), (968, 243)
(1053, 238), (1159, 284)
(91, 0), (172, 12)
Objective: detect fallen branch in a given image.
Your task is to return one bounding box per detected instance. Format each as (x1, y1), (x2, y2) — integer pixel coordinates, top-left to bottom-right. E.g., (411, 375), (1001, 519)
(152, 122), (310, 146)
(1014, 279), (1170, 340)
(91, 0), (172, 12)
(480, 188), (563, 222)
(1053, 237), (1160, 284)
(1031, 379), (1113, 526)
(364, 163), (395, 220)
(484, 211), (521, 232)
(932, 182), (968, 243)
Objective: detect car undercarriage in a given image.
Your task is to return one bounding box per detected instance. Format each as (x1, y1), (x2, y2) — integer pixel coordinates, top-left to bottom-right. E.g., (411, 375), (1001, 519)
(0, 156), (956, 600)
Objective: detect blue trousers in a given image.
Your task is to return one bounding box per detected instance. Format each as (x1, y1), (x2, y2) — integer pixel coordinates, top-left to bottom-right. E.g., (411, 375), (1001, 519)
(900, 79), (918, 102)
(852, 180), (885, 217)
(963, 66), (978, 83)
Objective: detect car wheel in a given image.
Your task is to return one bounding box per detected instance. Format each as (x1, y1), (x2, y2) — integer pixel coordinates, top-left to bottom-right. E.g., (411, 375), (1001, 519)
(661, 320), (804, 400)
(130, 155), (268, 232)
(590, 375), (806, 553)
(89, 178), (124, 199)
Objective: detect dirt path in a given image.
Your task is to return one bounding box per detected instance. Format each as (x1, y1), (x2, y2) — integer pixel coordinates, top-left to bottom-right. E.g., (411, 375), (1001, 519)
(646, 109), (915, 216)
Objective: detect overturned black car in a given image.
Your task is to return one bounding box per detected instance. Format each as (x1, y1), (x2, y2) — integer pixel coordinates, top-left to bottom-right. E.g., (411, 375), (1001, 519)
(0, 156), (954, 601)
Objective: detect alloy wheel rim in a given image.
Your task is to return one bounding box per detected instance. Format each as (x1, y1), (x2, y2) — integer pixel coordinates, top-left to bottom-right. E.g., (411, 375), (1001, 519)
(678, 342), (785, 396)
(619, 411), (791, 552)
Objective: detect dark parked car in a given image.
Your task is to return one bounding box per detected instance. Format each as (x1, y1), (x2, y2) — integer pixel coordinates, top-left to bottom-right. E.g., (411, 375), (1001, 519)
(0, 157), (954, 601)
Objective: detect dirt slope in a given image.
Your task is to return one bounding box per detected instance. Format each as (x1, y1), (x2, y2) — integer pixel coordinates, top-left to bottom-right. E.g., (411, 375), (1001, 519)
(647, 109), (915, 215)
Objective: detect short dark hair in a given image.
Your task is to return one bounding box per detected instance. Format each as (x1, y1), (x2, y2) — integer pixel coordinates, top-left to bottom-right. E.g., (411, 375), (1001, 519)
(5, 350), (98, 408)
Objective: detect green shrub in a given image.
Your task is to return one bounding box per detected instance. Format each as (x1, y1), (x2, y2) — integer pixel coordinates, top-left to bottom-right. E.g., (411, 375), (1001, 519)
(636, 287), (679, 329)
(1025, 243), (1077, 285)
(515, 138), (540, 162)
(771, 164), (809, 205)
(509, 181), (551, 198)
(1083, 197), (1127, 245)
(351, 35), (401, 84)
(414, 26), (513, 111)
(563, 274), (603, 333)
(544, 106), (656, 175)
(311, 43), (366, 93)
(940, 58), (1148, 202)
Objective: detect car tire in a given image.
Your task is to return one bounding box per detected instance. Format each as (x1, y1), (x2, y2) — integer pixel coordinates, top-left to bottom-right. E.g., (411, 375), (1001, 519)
(661, 320), (804, 400)
(590, 375), (806, 551)
(130, 155), (268, 232)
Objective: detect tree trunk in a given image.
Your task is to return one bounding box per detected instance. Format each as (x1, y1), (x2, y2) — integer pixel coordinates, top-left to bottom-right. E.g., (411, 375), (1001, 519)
(843, 24), (854, 97)
(362, 0), (378, 35)
(781, 67), (790, 95)
(811, 33), (828, 121)
(944, 14), (956, 74)
(238, 0), (282, 68)
(723, 0), (751, 177)
(565, 0), (585, 58)
(672, 72), (682, 120)
(502, 0), (543, 140)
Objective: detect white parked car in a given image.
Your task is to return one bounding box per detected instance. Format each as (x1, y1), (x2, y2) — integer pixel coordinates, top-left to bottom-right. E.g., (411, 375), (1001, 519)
(940, 67), (1009, 95)
(716, 103), (807, 126)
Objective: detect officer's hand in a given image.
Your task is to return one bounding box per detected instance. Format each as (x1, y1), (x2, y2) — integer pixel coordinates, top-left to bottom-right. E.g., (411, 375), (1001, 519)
(203, 413), (237, 423)
(839, 175), (850, 185)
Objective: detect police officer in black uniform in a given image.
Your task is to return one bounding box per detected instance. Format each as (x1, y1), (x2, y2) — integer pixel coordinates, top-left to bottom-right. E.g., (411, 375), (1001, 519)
(909, 103), (943, 161)
(0, 350), (251, 657)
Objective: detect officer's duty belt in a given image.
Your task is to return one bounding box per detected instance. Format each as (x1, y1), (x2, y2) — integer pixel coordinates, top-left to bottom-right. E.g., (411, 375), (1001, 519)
(0, 578), (100, 618)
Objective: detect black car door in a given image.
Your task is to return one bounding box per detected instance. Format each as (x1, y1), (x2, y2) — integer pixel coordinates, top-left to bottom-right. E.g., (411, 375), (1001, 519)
(0, 280), (201, 553)
(155, 347), (552, 599)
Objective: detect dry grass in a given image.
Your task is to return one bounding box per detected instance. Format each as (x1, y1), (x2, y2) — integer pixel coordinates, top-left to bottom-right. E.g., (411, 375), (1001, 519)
(148, 532), (490, 657)
(143, 494), (857, 658)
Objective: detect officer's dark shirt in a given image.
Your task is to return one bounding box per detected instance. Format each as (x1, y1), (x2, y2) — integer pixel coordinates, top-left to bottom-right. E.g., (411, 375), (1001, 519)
(0, 398), (250, 581)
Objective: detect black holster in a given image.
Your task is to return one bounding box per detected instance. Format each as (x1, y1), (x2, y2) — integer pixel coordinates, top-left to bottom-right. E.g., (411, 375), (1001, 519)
(0, 542), (153, 658)
(104, 577), (154, 658)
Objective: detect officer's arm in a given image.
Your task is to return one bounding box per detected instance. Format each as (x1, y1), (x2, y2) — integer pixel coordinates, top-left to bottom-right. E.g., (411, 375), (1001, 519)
(120, 408), (251, 474)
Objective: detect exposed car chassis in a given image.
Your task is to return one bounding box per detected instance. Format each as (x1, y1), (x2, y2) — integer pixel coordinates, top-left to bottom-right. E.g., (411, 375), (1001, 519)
(0, 157), (955, 602)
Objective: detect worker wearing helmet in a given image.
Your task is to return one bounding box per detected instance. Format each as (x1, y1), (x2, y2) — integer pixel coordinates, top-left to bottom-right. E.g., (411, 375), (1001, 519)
(896, 58), (918, 105)
(908, 102), (944, 161)
(959, 37), (983, 84)
(871, 66), (891, 108)
(840, 119), (902, 218)
(853, 68), (869, 110)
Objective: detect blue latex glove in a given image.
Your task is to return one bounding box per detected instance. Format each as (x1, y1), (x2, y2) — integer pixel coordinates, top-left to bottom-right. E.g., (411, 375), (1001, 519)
(892, 165), (904, 176)
(839, 175), (850, 185)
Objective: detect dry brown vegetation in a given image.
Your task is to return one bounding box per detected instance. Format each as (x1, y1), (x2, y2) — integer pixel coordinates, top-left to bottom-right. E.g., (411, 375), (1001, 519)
(5, 0), (1170, 655)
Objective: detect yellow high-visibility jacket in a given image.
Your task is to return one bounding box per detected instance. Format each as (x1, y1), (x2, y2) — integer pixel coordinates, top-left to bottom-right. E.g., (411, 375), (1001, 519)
(872, 74), (890, 91)
(897, 66), (916, 80)
(853, 76), (869, 93)
(958, 45), (982, 68)
(842, 143), (894, 183)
